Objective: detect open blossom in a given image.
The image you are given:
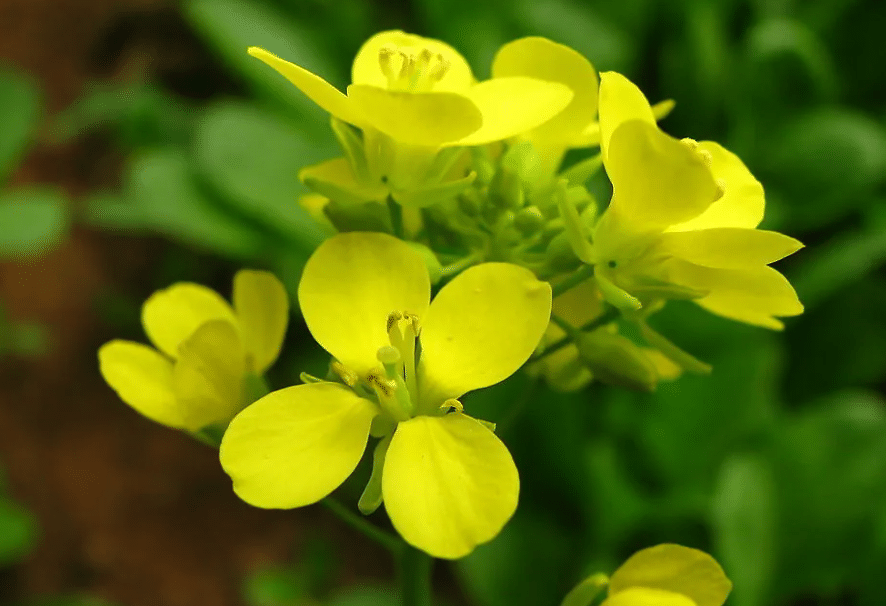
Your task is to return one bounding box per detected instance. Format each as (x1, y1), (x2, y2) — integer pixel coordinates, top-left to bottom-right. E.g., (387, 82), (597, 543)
(601, 544), (732, 606)
(592, 72), (803, 329)
(220, 232), (551, 559)
(98, 271), (288, 431)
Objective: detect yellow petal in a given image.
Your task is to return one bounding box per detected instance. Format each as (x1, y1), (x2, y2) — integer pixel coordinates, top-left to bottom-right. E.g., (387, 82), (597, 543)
(141, 283), (237, 360)
(172, 319), (245, 431)
(606, 120), (719, 229)
(300, 157), (388, 205)
(98, 340), (184, 429)
(298, 232), (431, 378)
(599, 72), (656, 158)
(418, 263), (551, 406)
(665, 259), (804, 329)
(351, 30), (474, 93)
(220, 382), (378, 508)
(382, 413), (519, 559)
(656, 228), (803, 269)
(456, 77), (573, 146)
(602, 587), (697, 606)
(248, 47), (365, 126)
(492, 37), (598, 144)
(668, 141), (765, 231)
(347, 84), (482, 146)
(233, 270), (289, 374)
(609, 544), (732, 606)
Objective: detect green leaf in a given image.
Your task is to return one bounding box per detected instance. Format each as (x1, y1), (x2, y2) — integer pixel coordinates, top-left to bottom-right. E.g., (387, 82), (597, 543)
(243, 566), (308, 606)
(85, 151), (268, 259)
(0, 68), (40, 182)
(182, 0), (337, 130)
(192, 102), (330, 251)
(712, 454), (777, 606)
(0, 496), (39, 565)
(326, 587), (400, 606)
(0, 188), (69, 259)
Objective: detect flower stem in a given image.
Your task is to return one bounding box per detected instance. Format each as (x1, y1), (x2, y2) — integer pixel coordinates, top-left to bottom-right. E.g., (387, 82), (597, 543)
(398, 544), (434, 606)
(530, 306), (621, 363)
(321, 496), (403, 553)
(552, 264), (595, 298)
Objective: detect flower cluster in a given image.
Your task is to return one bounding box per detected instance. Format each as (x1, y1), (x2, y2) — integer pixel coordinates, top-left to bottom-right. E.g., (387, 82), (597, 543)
(97, 27), (801, 578)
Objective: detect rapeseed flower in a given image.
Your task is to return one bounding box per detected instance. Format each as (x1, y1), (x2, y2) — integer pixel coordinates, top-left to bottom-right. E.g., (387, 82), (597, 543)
(220, 232), (551, 559)
(602, 544), (732, 606)
(98, 271), (288, 431)
(592, 72), (804, 329)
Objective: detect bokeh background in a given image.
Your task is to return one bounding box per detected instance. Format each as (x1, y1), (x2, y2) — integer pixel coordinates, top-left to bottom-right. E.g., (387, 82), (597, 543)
(1, 0), (885, 605)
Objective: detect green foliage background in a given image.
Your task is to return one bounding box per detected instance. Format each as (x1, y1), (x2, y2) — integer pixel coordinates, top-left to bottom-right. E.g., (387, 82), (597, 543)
(3, 0), (885, 605)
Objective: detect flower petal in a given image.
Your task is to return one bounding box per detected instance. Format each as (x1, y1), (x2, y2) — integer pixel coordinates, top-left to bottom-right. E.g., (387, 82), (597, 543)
(609, 544), (732, 606)
(348, 85), (482, 146)
(656, 228), (803, 269)
(664, 259), (804, 329)
(220, 382), (378, 508)
(668, 141), (765, 231)
(491, 37), (598, 144)
(233, 270), (289, 374)
(456, 77), (573, 146)
(602, 587), (697, 606)
(382, 413), (519, 559)
(172, 319), (245, 431)
(351, 30), (474, 93)
(606, 120), (719, 229)
(141, 283), (237, 360)
(298, 232), (431, 378)
(418, 263), (551, 406)
(248, 47), (365, 126)
(599, 71), (656, 158)
(98, 340), (183, 429)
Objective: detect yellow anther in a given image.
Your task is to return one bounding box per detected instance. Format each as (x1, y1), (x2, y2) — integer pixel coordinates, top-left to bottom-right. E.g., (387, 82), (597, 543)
(440, 398), (464, 413)
(386, 310), (404, 333)
(331, 361), (358, 387)
(698, 149), (713, 168)
(680, 137), (699, 150)
(377, 45), (448, 91)
(367, 371), (397, 398)
(714, 179), (727, 201)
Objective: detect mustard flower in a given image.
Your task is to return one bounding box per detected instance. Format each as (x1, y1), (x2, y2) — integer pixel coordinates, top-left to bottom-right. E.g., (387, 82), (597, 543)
(220, 232), (551, 559)
(592, 72), (804, 329)
(601, 544), (732, 606)
(98, 271), (288, 431)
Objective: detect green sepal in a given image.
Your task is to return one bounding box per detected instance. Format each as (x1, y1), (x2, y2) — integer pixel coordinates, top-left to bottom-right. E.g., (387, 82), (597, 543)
(242, 372), (271, 407)
(391, 171), (477, 208)
(476, 418), (497, 433)
(299, 371), (324, 384)
(423, 146), (469, 184)
(561, 153), (603, 187)
(576, 330), (659, 392)
(640, 322), (712, 374)
(300, 164), (387, 207)
(629, 275), (709, 301)
(324, 200), (392, 233)
(596, 271), (642, 311)
(369, 414), (396, 438)
(330, 117), (371, 183)
(358, 433), (393, 515)
(560, 573), (609, 606)
(555, 179), (596, 265)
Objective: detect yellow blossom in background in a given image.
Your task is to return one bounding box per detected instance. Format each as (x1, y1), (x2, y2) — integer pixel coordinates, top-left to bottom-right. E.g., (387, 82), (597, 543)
(220, 232), (551, 559)
(591, 72), (804, 329)
(603, 544), (732, 606)
(98, 271), (288, 431)
(250, 30), (572, 202)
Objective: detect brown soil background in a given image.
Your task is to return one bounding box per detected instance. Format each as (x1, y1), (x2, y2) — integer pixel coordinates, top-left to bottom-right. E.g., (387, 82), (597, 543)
(0, 1), (397, 604)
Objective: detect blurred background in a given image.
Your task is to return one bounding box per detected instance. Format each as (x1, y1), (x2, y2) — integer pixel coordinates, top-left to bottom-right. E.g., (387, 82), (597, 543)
(1, 0), (885, 605)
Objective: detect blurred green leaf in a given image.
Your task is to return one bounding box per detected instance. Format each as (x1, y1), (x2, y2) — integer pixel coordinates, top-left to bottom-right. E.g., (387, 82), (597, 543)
(456, 512), (571, 606)
(326, 587), (400, 606)
(712, 454), (777, 606)
(243, 566), (307, 606)
(765, 108), (886, 231)
(0, 68), (40, 183)
(193, 101), (330, 251)
(183, 0), (336, 130)
(52, 82), (195, 147)
(0, 188), (69, 259)
(0, 496), (39, 566)
(84, 151), (268, 259)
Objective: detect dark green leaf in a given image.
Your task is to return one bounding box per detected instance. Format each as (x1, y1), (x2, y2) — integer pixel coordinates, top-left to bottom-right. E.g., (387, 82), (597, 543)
(0, 68), (40, 182)
(0, 188), (69, 259)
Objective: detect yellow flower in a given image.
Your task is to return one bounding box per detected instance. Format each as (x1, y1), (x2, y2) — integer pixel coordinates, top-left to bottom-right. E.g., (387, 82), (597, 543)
(98, 271), (288, 431)
(592, 72), (804, 329)
(219, 232), (551, 559)
(250, 30), (572, 148)
(601, 544), (732, 606)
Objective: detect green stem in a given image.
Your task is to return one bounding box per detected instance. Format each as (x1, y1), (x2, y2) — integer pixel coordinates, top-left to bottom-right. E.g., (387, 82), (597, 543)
(399, 544), (434, 606)
(530, 306), (621, 363)
(388, 197), (404, 239)
(321, 496), (403, 553)
(552, 265), (595, 298)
